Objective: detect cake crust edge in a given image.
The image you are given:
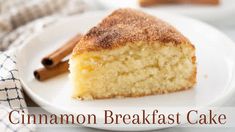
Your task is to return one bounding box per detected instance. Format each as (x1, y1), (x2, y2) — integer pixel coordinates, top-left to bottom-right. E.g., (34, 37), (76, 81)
(72, 8), (192, 57)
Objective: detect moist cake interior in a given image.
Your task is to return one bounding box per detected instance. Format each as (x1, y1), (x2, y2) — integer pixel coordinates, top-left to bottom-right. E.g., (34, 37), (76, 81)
(70, 41), (196, 99)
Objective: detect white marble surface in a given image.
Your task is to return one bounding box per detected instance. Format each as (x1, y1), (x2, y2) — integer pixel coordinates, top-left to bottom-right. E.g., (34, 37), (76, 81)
(35, 1), (235, 132)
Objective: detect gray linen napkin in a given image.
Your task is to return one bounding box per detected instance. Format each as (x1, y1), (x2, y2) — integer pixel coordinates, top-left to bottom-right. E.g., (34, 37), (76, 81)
(0, 0), (87, 131)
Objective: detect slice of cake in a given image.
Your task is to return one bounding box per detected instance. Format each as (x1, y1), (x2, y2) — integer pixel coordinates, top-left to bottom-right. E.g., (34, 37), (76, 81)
(69, 8), (196, 100)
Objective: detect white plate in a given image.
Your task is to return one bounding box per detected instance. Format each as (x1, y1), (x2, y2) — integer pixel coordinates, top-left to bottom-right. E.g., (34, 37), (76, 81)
(95, 0), (235, 22)
(17, 10), (235, 131)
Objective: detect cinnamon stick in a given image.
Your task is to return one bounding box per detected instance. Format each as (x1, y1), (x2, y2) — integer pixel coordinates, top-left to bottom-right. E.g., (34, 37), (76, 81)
(139, 0), (219, 7)
(34, 60), (69, 81)
(139, 0), (169, 6)
(186, 0), (219, 5)
(41, 33), (81, 68)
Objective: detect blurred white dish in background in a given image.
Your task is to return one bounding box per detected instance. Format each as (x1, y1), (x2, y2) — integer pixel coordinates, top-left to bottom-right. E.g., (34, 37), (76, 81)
(94, 0), (235, 23)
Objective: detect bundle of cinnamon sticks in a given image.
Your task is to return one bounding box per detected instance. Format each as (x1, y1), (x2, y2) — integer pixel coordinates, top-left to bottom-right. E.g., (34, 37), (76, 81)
(139, 0), (220, 7)
(34, 34), (82, 81)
